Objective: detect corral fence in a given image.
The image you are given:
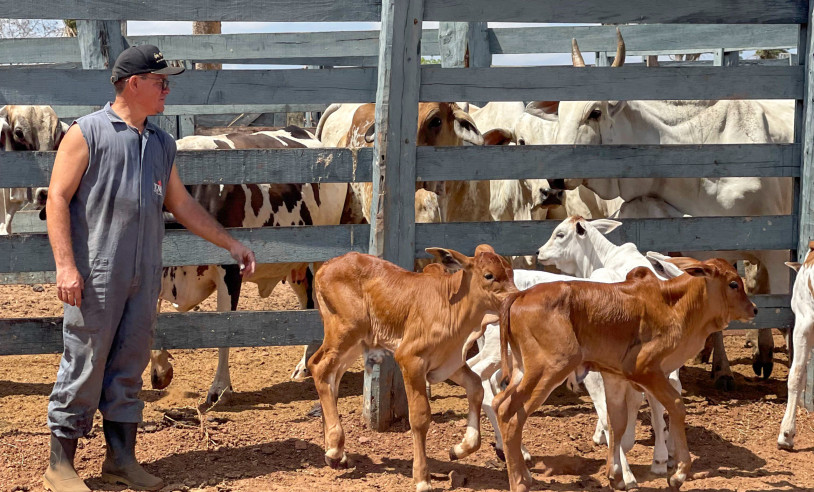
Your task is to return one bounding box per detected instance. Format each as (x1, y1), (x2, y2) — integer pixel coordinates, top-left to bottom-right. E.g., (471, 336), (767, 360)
(1, 0), (813, 428)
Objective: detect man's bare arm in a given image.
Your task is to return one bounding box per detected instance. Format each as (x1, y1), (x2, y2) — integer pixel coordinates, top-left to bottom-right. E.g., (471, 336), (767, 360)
(163, 165), (256, 277)
(46, 124), (89, 307)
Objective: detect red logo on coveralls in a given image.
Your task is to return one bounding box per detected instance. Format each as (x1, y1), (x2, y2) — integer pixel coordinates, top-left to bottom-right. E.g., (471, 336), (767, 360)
(154, 180), (163, 196)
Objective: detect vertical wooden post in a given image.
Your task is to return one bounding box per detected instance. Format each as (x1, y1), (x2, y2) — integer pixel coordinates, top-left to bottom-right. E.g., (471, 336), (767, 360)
(797, 6), (814, 410)
(595, 51), (610, 67)
(713, 49), (739, 67)
(76, 20), (127, 70)
(438, 22), (490, 69)
(363, 0), (423, 431)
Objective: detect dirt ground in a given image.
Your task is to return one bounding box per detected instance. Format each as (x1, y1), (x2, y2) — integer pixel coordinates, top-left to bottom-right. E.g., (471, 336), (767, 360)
(2, 282), (814, 491)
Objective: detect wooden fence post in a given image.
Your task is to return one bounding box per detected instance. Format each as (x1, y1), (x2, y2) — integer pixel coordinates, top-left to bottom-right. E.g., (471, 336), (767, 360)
(797, 5), (814, 411)
(713, 48), (739, 67)
(363, 0), (423, 431)
(76, 20), (127, 70)
(438, 21), (490, 69)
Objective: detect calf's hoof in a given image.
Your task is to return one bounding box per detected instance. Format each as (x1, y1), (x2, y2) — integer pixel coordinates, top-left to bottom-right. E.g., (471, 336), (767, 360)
(752, 360), (773, 379)
(668, 472), (686, 491)
(306, 402), (323, 418)
(205, 386), (233, 407)
(777, 432), (795, 451)
(713, 375), (735, 391)
(324, 451), (348, 469)
(651, 460), (668, 475)
(491, 442), (506, 462)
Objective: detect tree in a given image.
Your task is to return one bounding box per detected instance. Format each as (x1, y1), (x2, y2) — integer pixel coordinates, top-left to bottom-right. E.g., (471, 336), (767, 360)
(0, 19), (71, 38)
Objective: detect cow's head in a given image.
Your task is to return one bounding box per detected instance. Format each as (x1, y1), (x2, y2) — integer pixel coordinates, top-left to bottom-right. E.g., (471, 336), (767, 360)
(426, 243), (515, 309)
(515, 29), (627, 191)
(0, 116), (8, 150)
(354, 102), (484, 147)
(669, 256), (757, 324)
(0, 105), (66, 151)
(536, 216), (622, 274)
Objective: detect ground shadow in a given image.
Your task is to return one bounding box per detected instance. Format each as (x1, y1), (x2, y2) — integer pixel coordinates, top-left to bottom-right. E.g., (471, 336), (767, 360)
(0, 380), (53, 398)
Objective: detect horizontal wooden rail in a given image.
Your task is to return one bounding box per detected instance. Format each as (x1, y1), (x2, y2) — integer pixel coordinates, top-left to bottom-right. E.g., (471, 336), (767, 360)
(52, 104), (331, 119)
(420, 65), (803, 102)
(0, 293), (791, 355)
(0, 216), (794, 275)
(0, 68), (377, 106)
(0, 25), (798, 65)
(4, 0), (805, 24)
(0, 144), (797, 188)
(424, 0), (807, 24)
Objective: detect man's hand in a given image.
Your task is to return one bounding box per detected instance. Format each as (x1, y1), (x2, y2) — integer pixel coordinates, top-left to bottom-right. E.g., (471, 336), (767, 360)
(56, 266), (84, 307)
(229, 241), (256, 278)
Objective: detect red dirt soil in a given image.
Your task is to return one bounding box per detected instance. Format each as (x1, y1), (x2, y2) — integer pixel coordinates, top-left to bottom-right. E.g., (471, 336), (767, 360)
(1, 282), (813, 491)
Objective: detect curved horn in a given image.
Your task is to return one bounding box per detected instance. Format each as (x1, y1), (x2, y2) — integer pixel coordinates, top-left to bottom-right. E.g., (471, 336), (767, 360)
(611, 27), (626, 67)
(571, 38), (586, 67)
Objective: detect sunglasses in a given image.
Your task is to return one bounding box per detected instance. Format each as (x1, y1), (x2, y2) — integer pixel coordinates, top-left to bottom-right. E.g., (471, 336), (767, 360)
(137, 74), (170, 90)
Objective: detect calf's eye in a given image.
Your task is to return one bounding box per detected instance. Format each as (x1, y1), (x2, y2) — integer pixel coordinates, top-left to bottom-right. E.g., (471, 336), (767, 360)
(556, 232), (565, 238)
(484, 273), (494, 280)
(588, 109), (602, 120)
(729, 280), (739, 289)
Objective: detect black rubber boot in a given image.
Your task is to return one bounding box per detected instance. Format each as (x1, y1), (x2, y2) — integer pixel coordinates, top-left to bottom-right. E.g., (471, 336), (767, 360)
(42, 433), (91, 492)
(101, 420), (163, 491)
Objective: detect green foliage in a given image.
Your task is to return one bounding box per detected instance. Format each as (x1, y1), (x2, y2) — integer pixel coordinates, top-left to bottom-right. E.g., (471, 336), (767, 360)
(755, 49), (789, 60)
(420, 56), (440, 65)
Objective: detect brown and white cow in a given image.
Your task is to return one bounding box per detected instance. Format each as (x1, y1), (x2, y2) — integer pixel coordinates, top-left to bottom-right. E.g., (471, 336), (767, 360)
(493, 258), (756, 492)
(308, 245), (516, 492)
(318, 102), (488, 226)
(150, 127), (348, 405)
(0, 105), (66, 234)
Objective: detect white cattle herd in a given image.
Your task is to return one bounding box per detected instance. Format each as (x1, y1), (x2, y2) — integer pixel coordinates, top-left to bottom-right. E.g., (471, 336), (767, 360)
(3, 29), (813, 492)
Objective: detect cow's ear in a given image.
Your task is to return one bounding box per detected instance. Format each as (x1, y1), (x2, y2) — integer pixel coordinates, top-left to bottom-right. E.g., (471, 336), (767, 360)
(608, 101), (626, 118)
(576, 221), (587, 236)
(0, 106), (6, 119)
(524, 101), (559, 121)
(426, 247), (472, 271)
(590, 219), (622, 235)
(786, 261), (802, 272)
(682, 265), (712, 278)
(482, 128), (514, 146)
(54, 121), (69, 150)
(364, 123), (375, 143)
(452, 109), (483, 146)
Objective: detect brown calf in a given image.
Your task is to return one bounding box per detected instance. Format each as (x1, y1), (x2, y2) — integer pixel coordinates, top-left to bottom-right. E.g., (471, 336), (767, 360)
(308, 245), (516, 492)
(493, 258), (756, 492)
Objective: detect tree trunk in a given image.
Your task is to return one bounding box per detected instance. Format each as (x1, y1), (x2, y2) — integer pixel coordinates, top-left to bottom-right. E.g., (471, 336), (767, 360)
(192, 21), (221, 70)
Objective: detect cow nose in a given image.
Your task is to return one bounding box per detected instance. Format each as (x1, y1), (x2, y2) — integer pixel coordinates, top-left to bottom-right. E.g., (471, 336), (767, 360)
(548, 178), (566, 189)
(539, 187), (564, 206)
(753, 306), (759, 316)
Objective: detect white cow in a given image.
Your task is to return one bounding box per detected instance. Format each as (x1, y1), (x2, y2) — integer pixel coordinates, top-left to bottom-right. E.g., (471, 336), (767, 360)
(469, 217), (684, 489)
(0, 105), (67, 235)
(516, 30), (793, 381)
(778, 241), (814, 450)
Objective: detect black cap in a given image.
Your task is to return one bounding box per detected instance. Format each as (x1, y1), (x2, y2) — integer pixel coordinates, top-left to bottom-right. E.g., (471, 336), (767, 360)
(110, 44), (185, 84)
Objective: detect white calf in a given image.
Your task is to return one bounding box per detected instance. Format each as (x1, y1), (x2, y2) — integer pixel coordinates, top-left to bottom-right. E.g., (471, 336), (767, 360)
(778, 241), (814, 450)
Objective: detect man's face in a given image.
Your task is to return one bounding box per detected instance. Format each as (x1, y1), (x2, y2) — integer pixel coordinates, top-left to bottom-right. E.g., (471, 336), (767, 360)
(132, 74), (170, 115)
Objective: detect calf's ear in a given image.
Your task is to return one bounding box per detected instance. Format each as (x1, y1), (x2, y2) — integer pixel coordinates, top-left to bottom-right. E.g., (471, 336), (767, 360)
(682, 265), (712, 278)
(364, 123), (375, 143)
(590, 219), (622, 235)
(426, 247), (472, 271)
(785, 261), (802, 272)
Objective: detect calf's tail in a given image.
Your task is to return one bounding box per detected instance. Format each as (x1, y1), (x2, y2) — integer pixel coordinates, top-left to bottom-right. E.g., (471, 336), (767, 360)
(499, 292), (521, 388)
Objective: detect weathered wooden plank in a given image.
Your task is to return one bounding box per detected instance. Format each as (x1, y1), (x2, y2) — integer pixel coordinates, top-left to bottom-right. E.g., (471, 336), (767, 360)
(0, 68), (377, 106)
(0, 144), (794, 189)
(77, 20), (127, 70)
(415, 144), (801, 181)
(0, 224), (371, 273)
(414, 216), (796, 258)
(0, 294), (789, 356)
(420, 65), (803, 102)
(423, 0), (807, 23)
(54, 104), (331, 119)
(0, 310), (324, 356)
(0, 271), (55, 286)
(0, 148), (375, 188)
(4, 0), (382, 22)
(488, 25), (799, 55)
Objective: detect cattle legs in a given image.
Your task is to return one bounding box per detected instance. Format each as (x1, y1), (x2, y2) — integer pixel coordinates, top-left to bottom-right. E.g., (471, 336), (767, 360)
(709, 332), (735, 390)
(446, 365), (484, 461)
(777, 315), (814, 450)
(395, 355), (433, 492)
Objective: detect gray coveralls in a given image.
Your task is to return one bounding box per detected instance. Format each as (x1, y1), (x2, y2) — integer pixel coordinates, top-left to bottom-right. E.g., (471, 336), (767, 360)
(48, 103), (175, 438)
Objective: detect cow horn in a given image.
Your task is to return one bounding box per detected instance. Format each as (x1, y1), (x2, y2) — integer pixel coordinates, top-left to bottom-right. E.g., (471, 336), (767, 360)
(611, 27), (626, 67)
(571, 38), (586, 67)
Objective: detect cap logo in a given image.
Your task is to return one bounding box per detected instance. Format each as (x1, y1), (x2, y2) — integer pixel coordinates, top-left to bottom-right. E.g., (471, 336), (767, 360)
(153, 52), (164, 62)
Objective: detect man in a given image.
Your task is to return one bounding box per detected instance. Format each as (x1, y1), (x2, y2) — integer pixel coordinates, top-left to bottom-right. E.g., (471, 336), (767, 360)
(43, 45), (256, 492)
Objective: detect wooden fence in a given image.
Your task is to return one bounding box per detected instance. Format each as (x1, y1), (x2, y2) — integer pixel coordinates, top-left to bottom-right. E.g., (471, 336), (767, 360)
(1, 0), (813, 425)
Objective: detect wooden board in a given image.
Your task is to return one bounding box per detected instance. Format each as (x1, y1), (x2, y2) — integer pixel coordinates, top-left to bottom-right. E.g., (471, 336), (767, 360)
(0, 294), (790, 356)
(0, 144), (795, 188)
(419, 65), (803, 102)
(423, 0), (806, 24)
(4, 0), (382, 22)
(0, 68), (377, 106)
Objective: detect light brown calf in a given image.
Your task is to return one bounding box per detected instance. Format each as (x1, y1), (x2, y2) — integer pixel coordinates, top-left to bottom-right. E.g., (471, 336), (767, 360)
(493, 258), (756, 492)
(308, 245), (516, 492)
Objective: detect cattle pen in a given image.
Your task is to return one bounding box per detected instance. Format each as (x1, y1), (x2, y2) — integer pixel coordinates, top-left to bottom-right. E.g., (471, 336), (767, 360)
(1, 0), (813, 469)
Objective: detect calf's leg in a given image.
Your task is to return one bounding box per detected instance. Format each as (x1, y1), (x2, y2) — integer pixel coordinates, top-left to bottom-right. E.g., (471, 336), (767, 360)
(447, 365), (484, 460)
(778, 316), (814, 450)
(396, 356), (433, 492)
(710, 332), (735, 391)
(602, 373), (638, 490)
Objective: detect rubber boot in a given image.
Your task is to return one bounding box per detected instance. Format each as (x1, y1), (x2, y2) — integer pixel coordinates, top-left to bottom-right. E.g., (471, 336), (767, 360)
(101, 420), (163, 491)
(42, 433), (91, 492)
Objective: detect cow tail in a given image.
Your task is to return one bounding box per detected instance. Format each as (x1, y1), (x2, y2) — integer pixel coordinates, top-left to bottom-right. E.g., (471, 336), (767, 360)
(499, 292), (520, 388)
